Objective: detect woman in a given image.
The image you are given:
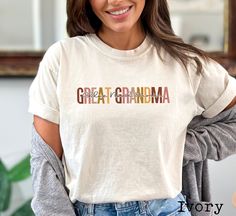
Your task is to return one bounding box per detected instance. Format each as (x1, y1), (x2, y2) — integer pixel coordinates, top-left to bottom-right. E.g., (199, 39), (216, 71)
(28, 0), (236, 215)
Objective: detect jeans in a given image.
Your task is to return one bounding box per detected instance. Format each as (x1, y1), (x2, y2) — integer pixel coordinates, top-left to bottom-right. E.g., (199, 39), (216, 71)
(73, 192), (191, 216)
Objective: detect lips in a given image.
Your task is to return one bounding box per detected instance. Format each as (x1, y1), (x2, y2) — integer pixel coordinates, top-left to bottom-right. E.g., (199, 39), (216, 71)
(106, 6), (132, 16)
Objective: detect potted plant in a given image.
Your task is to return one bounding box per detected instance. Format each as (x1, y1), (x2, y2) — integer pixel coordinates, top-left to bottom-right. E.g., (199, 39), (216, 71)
(0, 154), (34, 216)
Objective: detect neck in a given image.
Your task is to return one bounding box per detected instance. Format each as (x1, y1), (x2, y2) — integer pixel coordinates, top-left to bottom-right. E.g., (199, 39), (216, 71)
(97, 21), (146, 50)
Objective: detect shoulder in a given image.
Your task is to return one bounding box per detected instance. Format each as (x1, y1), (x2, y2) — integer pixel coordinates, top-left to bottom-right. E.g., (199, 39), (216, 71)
(194, 56), (229, 86)
(201, 57), (227, 77)
(40, 35), (90, 68)
(185, 50), (226, 76)
(180, 51), (230, 96)
(43, 35), (88, 57)
(56, 34), (93, 53)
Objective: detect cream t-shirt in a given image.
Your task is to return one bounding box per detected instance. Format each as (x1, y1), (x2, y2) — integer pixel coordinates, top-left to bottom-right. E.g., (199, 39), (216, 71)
(28, 33), (236, 204)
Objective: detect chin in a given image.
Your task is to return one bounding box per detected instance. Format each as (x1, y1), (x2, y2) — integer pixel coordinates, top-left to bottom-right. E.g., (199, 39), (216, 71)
(108, 24), (135, 33)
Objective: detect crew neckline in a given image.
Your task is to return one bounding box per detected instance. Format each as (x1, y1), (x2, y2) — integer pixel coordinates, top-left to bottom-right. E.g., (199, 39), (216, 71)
(85, 33), (153, 59)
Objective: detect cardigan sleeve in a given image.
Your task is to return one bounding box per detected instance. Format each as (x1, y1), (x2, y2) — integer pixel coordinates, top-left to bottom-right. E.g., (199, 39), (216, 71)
(183, 104), (236, 166)
(30, 124), (76, 216)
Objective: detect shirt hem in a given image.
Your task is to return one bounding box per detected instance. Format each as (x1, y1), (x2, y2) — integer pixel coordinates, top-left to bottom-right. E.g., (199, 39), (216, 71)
(28, 100), (60, 124)
(201, 78), (236, 118)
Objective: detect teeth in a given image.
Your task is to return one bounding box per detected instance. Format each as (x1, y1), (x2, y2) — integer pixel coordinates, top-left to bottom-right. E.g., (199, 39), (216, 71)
(109, 7), (130, 15)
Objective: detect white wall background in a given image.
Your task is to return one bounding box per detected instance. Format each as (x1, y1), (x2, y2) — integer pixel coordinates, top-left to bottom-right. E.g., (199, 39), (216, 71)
(0, 78), (33, 216)
(0, 0), (67, 215)
(169, 0), (225, 52)
(0, 0), (67, 50)
(0, 0), (33, 50)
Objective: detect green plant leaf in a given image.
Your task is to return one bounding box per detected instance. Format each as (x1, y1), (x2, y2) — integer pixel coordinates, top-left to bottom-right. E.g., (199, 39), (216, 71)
(0, 159), (12, 211)
(7, 155), (31, 182)
(11, 199), (34, 216)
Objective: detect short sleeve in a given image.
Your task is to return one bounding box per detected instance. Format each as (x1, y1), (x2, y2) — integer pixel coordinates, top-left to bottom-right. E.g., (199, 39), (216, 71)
(28, 42), (61, 124)
(189, 58), (236, 118)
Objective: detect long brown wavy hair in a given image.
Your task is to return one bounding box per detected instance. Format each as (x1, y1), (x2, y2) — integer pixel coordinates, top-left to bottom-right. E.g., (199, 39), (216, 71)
(66, 0), (210, 74)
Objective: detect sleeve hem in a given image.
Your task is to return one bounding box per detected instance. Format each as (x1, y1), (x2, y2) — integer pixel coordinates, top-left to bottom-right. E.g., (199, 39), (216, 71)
(28, 100), (60, 124)
(201, 78), (236, 118)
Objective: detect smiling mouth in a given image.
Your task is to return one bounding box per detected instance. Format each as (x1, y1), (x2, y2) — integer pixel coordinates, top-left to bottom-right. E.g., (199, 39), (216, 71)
(106, 6), (132, 16)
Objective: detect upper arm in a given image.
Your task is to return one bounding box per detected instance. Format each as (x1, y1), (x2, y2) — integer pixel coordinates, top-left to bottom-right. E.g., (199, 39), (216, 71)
(28, 42), (60, 124)
(28, 42), (62, 158)
(191, 59), (236, 118)
(33, 115), (63, 160)
(222, 96), (236, 111)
